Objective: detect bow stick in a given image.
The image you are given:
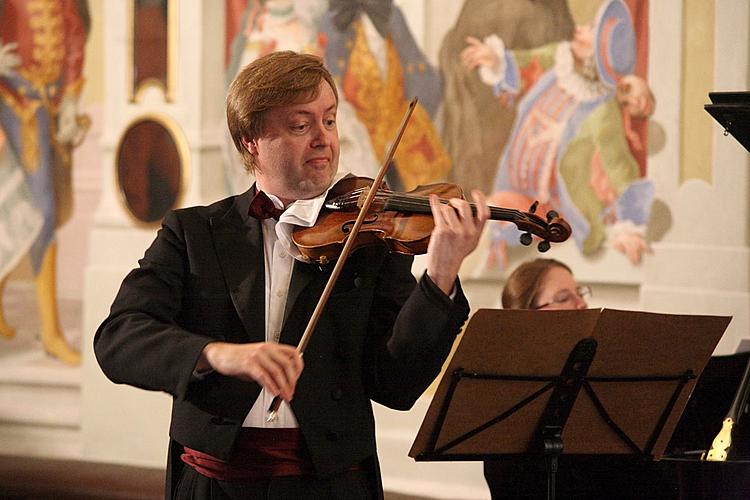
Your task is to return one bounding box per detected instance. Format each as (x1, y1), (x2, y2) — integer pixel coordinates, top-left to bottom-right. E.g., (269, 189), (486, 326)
(267, 97), (419, 421)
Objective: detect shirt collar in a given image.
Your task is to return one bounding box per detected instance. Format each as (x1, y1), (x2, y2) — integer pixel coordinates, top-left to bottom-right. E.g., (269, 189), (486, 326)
(271, 170), (350, 261)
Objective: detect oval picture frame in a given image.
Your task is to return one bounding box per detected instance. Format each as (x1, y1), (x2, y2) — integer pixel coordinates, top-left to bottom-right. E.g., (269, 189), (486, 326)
(115, 115), (188, 225)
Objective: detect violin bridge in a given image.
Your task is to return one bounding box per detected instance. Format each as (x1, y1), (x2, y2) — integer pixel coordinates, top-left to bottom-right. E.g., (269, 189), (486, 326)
(356, 186), (371, 209)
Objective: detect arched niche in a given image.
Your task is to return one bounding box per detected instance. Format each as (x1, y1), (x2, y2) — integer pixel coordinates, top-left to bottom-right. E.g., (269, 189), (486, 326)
(131, 0), (176, 102)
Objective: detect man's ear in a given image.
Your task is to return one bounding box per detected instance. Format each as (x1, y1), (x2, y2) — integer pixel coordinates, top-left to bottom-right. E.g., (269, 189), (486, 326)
(241, 136), (258, 156)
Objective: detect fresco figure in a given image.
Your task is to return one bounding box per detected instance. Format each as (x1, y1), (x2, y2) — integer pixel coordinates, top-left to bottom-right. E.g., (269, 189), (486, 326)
(223, 0), (379, 195)
(439, 0), (575, 193)
(0, 0), (89, 365)
(462, 0), (654, 268)
(319, 0), (451, 191)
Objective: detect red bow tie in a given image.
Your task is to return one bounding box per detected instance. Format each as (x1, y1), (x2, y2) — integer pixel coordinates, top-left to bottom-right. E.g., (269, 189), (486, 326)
(248, 191), (284, 220)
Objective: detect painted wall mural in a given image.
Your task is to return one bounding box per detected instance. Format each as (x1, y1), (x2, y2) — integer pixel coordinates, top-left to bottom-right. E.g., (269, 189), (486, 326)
(460, 0), (654, 269)
(319, 0), (450, 192)
(227, 0), (655, 270)
(224, 0), (381, 194)
(225, 0), (655, 273)
(439, 0), (576, 194)
(0, 0), (90, 365)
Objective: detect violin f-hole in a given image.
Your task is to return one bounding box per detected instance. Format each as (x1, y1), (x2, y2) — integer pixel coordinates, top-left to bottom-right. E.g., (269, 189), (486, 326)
(342, 213), (379, 234)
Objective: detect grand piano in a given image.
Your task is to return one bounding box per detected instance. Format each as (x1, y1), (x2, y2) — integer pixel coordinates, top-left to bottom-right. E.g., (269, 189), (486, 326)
(483, 350), (750, 499)
(658, 91), (750, 499)
(661, 350), (750, 499)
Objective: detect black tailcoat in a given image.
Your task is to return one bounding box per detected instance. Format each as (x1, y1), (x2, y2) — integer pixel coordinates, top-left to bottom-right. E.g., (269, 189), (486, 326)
(94, 188), (470, 498)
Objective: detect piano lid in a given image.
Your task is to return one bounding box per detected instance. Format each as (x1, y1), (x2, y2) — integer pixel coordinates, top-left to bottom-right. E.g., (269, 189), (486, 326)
(705, 91), (750, 153)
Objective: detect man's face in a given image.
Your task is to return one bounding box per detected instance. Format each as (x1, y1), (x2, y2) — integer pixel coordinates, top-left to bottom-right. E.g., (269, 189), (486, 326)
(247, 81), (340, 204)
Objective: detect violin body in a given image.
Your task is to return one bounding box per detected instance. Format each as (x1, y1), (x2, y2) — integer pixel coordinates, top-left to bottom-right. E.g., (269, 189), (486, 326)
(293, 176), (572, 264)
(293, 177), (455, 263)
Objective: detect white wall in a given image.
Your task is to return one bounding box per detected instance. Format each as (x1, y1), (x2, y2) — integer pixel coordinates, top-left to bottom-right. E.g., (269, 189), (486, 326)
(641, 0), (750, 355)
(80, 0), (226, 470)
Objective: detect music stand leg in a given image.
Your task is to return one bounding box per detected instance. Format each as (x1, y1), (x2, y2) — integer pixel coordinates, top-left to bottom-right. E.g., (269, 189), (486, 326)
(536, 339), (596, 500)
(543, 428), (563, 500)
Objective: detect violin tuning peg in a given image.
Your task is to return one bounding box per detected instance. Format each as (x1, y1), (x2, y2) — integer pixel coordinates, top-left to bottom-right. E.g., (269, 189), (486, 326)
(528, 201), (539, 214)
(545, 210), (559, 222)
(520, 233), (533, 246)
(538, 240), (551, 252)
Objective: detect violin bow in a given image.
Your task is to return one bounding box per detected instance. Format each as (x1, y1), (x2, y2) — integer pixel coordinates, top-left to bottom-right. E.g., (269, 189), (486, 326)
(267, 97), (419, 421)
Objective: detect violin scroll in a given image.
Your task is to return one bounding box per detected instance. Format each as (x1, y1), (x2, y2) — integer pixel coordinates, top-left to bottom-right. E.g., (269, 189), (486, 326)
(513, 204), (571, 253)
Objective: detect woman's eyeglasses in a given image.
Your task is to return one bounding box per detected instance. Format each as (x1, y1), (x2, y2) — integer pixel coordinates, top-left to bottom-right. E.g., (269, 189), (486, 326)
(533, 285), (592, 310)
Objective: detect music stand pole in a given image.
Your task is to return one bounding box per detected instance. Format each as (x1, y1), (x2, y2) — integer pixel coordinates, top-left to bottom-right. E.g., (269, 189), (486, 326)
(534, 338), (598, 500)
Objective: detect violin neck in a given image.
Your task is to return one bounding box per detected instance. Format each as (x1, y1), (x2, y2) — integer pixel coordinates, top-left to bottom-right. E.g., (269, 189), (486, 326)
(325, 189), (569, 242)
(383, 196), (524, 223)
(327, 190), (530, 224)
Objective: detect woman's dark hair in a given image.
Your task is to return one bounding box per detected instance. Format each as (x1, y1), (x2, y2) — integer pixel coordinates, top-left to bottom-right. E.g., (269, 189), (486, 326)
(502, 258), (572, 309)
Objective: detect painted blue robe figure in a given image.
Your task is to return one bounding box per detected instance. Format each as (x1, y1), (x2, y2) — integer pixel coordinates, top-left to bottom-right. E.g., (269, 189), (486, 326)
(462, 0), (654, 267)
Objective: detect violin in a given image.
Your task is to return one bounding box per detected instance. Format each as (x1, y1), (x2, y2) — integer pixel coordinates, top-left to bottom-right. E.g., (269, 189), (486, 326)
(293, 176), (572, 264)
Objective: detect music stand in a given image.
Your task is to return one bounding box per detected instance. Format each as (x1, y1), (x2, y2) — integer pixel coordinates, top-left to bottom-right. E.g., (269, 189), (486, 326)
(409, 308), (731, 500)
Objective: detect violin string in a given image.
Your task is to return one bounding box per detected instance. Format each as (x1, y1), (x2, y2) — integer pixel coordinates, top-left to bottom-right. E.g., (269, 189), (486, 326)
(332, 188), (534, 222)
(333, 188), (398, 209)
(385, 193), (525, 220)
(387, 193), (521, 218)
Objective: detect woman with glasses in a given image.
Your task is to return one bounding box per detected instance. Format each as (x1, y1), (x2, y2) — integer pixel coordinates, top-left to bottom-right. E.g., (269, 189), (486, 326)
(501, 258), (591, 311)
(484, 258), (677, 499)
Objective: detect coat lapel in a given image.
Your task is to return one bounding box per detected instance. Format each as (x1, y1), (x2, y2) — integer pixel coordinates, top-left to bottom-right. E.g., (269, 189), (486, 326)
(210, 186), (339, 345)
(210, 188), (266, 343)
(283, 260), (321, 325)
(279, 260), (328, 347)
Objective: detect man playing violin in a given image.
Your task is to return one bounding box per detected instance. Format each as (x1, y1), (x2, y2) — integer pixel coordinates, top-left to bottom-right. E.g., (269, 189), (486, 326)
(94, 50), (489, 499)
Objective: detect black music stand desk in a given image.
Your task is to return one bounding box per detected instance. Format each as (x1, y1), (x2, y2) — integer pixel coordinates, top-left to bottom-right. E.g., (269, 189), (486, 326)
(409, 308), (731, 499)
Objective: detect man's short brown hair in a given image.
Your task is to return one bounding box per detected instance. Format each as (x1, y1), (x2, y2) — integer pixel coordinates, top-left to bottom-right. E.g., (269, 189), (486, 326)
(226, 51), (338, 172)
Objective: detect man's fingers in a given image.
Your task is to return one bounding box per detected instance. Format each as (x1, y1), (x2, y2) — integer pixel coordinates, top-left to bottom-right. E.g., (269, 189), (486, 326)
(434, 194), (490, 236)
(270, 349), (303, 401)
(283, 352), (303, 400)
(429, 194), (446, 227)
(470, 190), (490, 224)
(453, 198), (473, 224)
(256, 346), (302, 400)
(207, 342), (304, 401)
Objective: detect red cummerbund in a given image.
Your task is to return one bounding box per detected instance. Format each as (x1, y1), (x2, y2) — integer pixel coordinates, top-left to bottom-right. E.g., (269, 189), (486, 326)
(181, 427), (314, 482)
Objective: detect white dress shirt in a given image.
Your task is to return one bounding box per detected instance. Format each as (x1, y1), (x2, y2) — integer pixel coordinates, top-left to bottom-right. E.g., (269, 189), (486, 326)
(243, 172), (348, 428)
